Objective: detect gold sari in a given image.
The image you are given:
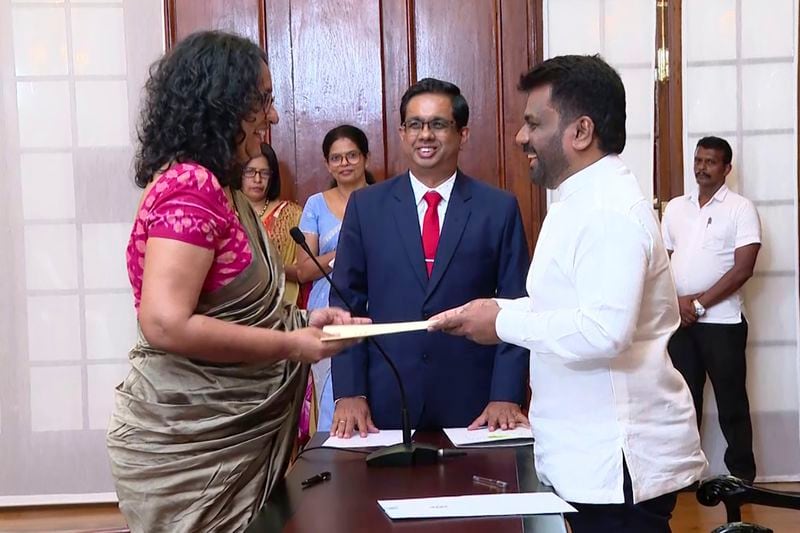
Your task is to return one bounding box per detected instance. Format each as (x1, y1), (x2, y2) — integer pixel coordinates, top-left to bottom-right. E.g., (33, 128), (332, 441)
(107, 191), (308, 533)
(261, 200), (303, 306)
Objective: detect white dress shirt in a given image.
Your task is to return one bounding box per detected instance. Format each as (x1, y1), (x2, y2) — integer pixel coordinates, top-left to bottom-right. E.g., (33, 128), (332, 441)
(494, 155), (707, 504)
(409, 170), (456, 233)
(661, 185), (761, 324)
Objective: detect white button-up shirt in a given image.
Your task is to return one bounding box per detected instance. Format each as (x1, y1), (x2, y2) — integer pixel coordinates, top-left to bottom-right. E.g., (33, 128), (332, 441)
(494, 155), (707, 504)
(661, 185), (761, 324)
(409, 170), (456, 233)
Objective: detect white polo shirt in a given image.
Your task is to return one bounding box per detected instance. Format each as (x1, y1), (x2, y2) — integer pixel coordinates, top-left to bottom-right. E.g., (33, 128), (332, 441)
(495, 156), (706, 505)
(661, 185), (761, 324)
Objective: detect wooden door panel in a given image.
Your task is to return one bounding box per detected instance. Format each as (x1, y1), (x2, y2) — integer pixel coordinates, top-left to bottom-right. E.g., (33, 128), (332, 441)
(379, 0), (413, 179)
(166, 0), (263, 48)
(263, 0), (297, 199)
(412, 0), (501, 187)
(288, 0), (385, 201)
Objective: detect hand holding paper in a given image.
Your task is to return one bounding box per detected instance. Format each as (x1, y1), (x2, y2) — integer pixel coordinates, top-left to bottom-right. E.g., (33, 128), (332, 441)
(428, 298), (501, 345)
(469, 401), (529, 431)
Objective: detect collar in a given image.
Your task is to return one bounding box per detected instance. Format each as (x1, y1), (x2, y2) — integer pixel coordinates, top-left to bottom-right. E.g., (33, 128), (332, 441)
(409, 170), (457, 207)
(557, 154), (621, 201)
(688, 184), (729, 206)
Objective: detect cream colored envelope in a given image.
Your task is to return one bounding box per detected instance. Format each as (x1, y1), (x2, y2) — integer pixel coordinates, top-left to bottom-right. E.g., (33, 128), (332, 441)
(321, 320), (433, 341)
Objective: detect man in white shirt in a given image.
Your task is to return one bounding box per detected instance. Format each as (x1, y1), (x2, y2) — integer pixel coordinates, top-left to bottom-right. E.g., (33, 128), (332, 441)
(661, 136), (761, 483)
(431, 55), (706, 533)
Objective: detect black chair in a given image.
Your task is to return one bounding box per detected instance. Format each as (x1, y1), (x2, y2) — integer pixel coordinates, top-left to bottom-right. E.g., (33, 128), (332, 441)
(697, 475), (800, 533)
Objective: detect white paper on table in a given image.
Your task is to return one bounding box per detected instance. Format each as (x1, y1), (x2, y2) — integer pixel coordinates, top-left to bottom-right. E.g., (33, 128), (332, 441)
(321, 320), (432, 341)
(443, 426), (534, 448)
(321, 430), (415, 449)
(378, 492), (577, 519)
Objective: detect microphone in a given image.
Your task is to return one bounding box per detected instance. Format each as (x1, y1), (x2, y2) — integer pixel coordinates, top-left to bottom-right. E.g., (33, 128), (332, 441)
(290, 227), (440, 467)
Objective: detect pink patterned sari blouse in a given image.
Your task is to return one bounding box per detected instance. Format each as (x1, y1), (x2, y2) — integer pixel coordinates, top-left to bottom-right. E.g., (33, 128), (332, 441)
(127, 162), (253, 310)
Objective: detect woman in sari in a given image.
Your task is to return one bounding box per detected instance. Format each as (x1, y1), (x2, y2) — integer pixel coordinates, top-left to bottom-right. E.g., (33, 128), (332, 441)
(106, 31), (365, 533)
(239, 143), (304, 307)
(297, 125), (375, 433)
(238, 143), (316, 441)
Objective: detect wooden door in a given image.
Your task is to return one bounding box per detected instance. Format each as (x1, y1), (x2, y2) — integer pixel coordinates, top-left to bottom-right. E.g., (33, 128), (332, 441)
(165, 0), (546, 249)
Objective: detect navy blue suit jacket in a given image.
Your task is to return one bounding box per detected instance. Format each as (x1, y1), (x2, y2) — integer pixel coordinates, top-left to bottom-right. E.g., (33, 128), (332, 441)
(330, 171), (530, 429)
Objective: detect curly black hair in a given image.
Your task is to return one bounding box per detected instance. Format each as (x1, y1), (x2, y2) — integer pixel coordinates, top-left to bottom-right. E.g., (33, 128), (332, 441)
(134, 30), (268, 188)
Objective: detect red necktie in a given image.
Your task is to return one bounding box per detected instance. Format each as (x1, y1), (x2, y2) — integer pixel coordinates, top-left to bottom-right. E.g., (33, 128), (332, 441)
(422, 191), (442, 277)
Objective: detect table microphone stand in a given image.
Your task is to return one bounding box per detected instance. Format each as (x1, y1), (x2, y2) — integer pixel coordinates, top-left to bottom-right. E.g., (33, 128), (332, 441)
(290, 228), (439, 467)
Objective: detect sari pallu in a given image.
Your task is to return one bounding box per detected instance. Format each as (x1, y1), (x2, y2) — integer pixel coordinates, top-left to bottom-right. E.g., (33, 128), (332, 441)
(261, 200), (303, 306)
(107, 191), (308, 533)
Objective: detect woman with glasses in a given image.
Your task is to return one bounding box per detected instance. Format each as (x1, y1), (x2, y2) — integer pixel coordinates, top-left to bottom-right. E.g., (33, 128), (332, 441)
(239, 144), (318, 447)
(106, 31), (365, 532)
(239, 143), (304, 307)
(298, 124), (375, 432)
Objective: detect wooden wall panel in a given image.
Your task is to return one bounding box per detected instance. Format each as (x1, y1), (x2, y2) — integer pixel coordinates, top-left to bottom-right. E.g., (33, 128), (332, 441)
(412, 0), (501, 187)
(500, 0), (539, 249)
(165, 0), (263, 48)
(264, 0), (298, 200)
(288, 0), (385, 202)
(379, 0), (413, 178)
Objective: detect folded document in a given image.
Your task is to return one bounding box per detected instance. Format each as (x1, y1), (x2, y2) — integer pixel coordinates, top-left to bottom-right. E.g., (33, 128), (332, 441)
(444, 426), (534, 448)
(321, 320), (432, 341)
(378, 492), (576, 519)
(322, 430), (414, 449)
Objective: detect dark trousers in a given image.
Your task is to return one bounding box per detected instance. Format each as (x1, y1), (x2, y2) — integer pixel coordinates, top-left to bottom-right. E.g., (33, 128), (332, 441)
(668, 318), (756, 482)
(566, 462), (679, 533)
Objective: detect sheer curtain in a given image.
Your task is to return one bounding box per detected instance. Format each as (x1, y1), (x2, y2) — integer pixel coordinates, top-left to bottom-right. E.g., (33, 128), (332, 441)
(682, 0), (800, 481)
(543, 0), (657, 205)
(0, 0), (163, 504)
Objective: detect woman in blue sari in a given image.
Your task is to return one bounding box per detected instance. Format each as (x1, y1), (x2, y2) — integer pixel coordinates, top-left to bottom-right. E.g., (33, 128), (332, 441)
(298, 125), (375, 432)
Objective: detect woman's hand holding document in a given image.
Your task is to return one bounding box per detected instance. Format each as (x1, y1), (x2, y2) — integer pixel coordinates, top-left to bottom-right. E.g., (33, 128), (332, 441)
(321, 320), (433, 341)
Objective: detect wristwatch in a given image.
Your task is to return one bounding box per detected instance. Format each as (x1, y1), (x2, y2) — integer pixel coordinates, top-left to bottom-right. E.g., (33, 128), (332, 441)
(692, 299), (706, 317)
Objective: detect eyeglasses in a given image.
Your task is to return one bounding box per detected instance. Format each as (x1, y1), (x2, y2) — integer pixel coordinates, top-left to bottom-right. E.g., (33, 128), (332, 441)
(328, 150), (362, 165)
(402, 118), (456, 135)
(242, 168), (271, 180)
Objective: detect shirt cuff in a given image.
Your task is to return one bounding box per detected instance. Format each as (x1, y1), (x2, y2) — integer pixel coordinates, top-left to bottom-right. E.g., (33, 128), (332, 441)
(495, 307), (534, 350)
(734, 235), (761, 248)
(334, 395), (367, 404)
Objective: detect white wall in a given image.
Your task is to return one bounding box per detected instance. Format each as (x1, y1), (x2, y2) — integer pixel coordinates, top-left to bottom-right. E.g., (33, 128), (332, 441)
(0, 0), (164, 504)
(683, 0), (800, 481)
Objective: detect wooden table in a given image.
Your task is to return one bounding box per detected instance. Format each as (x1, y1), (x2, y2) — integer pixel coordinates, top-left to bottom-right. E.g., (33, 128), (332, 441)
(246, 431), (568, 532)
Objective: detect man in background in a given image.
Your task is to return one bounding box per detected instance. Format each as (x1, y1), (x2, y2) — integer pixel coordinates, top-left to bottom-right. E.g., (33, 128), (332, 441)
(662, 136), (761, 482)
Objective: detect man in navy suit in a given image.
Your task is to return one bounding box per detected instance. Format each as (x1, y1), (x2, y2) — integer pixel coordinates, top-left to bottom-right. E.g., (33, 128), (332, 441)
(329, 78), (530, 437)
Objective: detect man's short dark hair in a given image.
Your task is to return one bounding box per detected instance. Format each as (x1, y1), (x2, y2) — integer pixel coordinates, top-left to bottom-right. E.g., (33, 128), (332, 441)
(518, 55), (626, 154)
(696, 136), (733, 165)
(400, 78), (469, 129)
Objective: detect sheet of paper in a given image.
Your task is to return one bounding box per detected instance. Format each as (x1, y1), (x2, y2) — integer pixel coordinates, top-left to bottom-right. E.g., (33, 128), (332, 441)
(378, 492), (577, 519)
(321, 430), (414, 449)
(444, 426), (534, 448)
(321, 320), (432, 341)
